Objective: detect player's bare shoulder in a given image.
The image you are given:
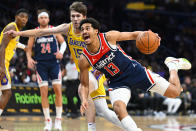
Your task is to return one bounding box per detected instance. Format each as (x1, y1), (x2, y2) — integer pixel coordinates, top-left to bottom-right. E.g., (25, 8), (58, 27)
(105, 30), (120, 44)
(4, 24), (17, 33)
(2, 24), (17, 40)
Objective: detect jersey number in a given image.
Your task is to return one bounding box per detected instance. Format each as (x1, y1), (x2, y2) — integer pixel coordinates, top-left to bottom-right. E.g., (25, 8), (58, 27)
(104, 62), (120, 76)
(41, 43), (51, 54)
(73, 48), (82, 59)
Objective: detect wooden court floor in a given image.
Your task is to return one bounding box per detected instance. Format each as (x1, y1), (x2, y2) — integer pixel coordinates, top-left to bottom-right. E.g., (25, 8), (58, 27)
(0, 115), (196, 131)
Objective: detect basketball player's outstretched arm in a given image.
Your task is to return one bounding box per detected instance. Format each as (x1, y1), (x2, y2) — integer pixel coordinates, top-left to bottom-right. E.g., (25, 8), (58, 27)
(78, 54), (91, 115)
(5, 23), (70, 37)
(0, 25), (16, 80)
(106, 30), (160, 44)
(105, 30), (143, 43)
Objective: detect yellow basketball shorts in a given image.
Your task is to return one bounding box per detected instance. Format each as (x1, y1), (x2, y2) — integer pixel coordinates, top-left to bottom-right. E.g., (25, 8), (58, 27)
(90, 74), (107, 100)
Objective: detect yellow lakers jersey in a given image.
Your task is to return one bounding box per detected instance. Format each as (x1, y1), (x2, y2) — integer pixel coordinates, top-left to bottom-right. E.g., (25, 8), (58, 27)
(0, 22), (20, 62)
(67, 23), (92, 71)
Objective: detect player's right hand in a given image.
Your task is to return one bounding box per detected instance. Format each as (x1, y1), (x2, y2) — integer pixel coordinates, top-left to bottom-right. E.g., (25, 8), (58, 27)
(0, 66), (6, 81)
(27, 58), (37, 70)
(80, 100), (88, 116)
(54, 51), (63, 60)
(93, 69), (102, 78)
(4, 30), (19, 38)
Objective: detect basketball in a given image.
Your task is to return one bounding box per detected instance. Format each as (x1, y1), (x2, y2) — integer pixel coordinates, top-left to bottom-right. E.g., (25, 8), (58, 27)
(136, 31), (160, 54)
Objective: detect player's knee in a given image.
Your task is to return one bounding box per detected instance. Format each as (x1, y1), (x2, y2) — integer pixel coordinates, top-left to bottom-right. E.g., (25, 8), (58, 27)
(166, 91), (180, 98)
(40, 88), (48, 97)
(164, 85), (181, 98)
(95, 105), (107, 117)
(113, 101), (124, 114)
(53, 86), (62, 96)
(171, 88), (181, 98)
(96, 110), (104, 117)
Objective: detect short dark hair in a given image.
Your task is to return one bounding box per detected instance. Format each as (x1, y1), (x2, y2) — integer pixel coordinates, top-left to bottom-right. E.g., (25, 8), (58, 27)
(15, 8), (29, 16)
(37, 9), (50, 16)
(79, 18), (100, 31)
(69, 2), (87, 16)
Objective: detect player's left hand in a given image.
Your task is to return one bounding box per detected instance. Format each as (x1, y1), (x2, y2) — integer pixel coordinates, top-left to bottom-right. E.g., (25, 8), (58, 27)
(148, 30), (161, 46)
(93, 69), (102, 78)
(54, 51), (63, 60)
(80, 100), (88, 116)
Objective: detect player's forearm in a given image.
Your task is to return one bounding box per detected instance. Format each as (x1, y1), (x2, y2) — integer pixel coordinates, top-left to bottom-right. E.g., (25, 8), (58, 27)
(17, 29), (38, 37)
(80, 85), (89, 102)
(26, 48), (32, 60)
(18, 28), (53, 37)
(130, 31), (143, 40)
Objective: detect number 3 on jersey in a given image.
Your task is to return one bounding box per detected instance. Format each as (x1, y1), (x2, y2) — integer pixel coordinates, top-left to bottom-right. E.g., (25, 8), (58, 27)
(41, 43), (51, 54)
(73, 48), (82, 59)
(104, 62), (120, 76)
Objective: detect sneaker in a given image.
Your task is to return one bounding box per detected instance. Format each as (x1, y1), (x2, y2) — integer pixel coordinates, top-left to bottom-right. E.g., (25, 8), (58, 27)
(44, 118), (52, 131)
(54, 118), (62, 130)
(164, 57), (191, 70)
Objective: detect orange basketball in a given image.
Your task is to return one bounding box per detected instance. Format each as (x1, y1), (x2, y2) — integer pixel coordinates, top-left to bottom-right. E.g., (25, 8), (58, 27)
(136, 31), (160, 54)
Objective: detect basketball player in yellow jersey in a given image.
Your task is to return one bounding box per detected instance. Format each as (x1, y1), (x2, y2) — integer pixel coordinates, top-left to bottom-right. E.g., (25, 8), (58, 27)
(0, 9), (29, 128)
(7, 2), (123, 130)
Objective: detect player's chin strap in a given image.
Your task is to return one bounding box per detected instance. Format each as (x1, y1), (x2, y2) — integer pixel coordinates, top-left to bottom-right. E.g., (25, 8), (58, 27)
(16, 42), (26, 50)
(59, 41), (67, 54)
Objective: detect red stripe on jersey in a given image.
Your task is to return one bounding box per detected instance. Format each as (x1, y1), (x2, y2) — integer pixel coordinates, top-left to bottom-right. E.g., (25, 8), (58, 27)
(117, 45), (133, 60)
(58, 69), (62, 80)
(146, 69), (155, 84)
(49, 25), (53, 28)
(83, 33), (111, 65)
(36, 71), (42, 83)
(35, 25), (53, 29)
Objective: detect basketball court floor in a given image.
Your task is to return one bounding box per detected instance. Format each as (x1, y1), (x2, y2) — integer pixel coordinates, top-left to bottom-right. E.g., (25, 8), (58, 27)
(0, 115), (196, 131)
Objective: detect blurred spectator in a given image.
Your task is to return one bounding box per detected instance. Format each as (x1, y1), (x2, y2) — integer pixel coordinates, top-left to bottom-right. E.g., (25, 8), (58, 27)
(180, 84), (192, 114)
(183, 76), (192, 91)
(21, 72), (30, 84)
(9, 68), (19, 84)
(133, 89), (154, 115)
(191, 79), (196, 113)
(28, 73), (38, 87)
(31, 73), (37, 83)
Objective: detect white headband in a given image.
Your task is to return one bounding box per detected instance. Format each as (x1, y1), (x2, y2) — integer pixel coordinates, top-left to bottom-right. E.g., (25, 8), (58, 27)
(38, 12), (49, 18)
